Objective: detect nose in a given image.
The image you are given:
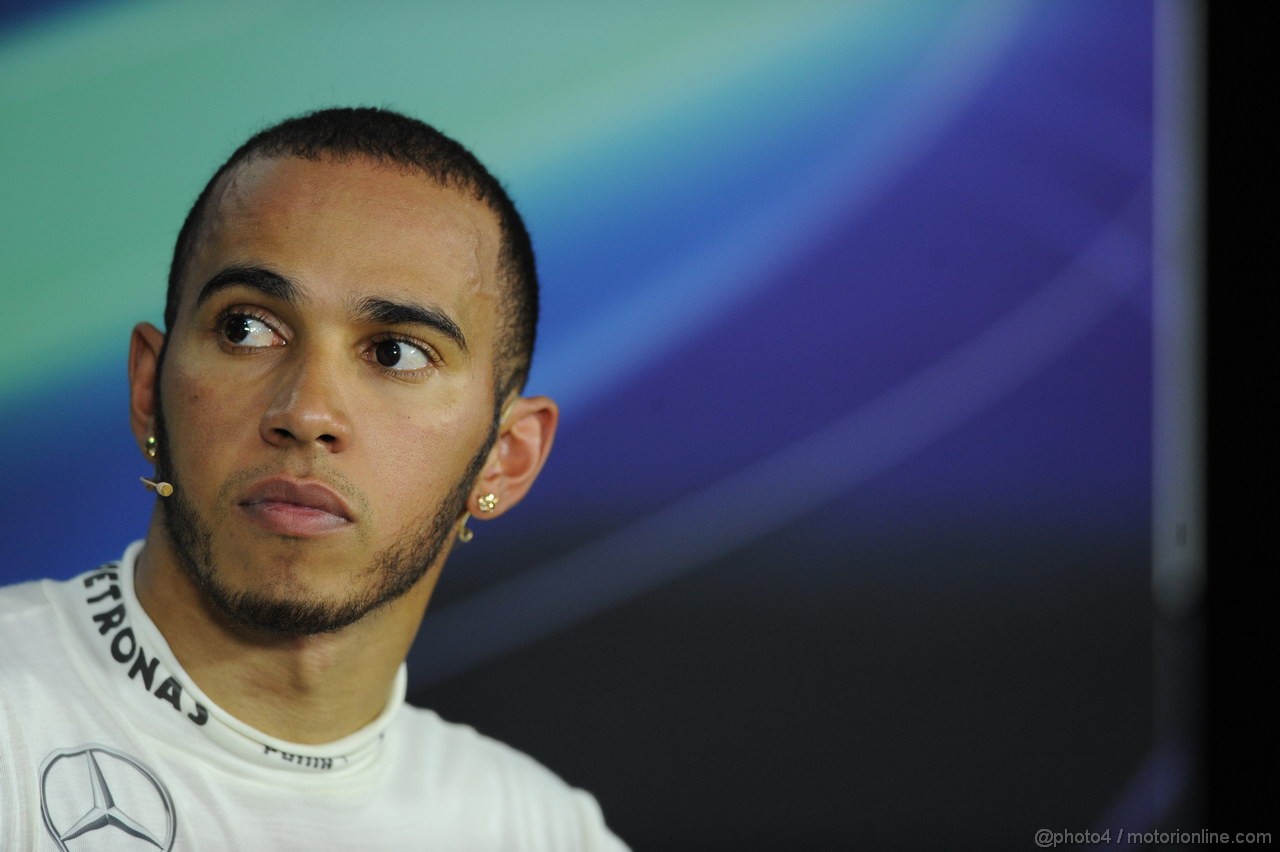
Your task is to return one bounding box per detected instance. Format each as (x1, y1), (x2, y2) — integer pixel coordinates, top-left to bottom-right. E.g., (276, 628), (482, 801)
(259, 348), (352, 453)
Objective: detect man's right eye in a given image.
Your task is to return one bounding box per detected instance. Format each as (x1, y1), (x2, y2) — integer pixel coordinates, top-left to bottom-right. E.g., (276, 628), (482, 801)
(221, 313), (280, 348)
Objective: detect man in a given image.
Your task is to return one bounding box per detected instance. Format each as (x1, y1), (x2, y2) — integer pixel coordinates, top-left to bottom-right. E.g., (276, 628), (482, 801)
(0, 107), (626, 850)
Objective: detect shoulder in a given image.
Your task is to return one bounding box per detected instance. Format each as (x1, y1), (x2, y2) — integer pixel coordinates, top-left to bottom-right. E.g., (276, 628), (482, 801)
(394, 704), (586, 801)
(0, 566), (105, 651)
(0, 569), (104, 695)
(391, 705), (628, 851)
(0, 562), (120, 628)
(0, 577), (81, 698)
(0, 578), (51, 621)
(395, 704), (549, 780)
(0, 579), (60, 659)
(0, 561), (118, 623)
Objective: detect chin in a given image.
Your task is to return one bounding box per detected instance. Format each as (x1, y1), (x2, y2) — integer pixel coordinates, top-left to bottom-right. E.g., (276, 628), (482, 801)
(162, 478), (449, 637)
(211, 584), (374, 637)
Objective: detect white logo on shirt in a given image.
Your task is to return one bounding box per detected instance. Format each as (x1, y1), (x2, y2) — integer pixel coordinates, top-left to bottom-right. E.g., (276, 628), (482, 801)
(39, 744), (176, 851)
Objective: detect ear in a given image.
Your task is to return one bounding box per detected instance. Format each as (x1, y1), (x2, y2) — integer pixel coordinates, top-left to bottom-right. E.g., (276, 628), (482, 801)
(128, 322), (167, 456)
(470, 395), (558, 520)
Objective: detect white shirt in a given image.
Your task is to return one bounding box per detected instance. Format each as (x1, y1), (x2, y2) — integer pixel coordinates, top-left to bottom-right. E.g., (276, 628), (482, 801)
(0, 542), (627, 851)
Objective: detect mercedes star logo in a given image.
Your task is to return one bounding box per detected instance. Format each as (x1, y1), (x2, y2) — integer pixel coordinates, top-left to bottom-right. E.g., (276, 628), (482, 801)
(39, 744), (176, 851)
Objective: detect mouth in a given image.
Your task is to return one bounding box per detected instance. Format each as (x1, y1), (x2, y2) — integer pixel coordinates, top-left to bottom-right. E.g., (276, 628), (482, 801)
(237, 476), (354, 537)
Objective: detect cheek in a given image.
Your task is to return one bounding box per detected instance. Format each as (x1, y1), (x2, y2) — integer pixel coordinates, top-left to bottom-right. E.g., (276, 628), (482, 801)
(366, 406), (486, 511)
(161, 361), (258, 471)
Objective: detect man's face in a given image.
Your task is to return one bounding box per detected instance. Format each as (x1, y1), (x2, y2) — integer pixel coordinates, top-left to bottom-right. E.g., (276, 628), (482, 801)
(152, 154), (504, 635)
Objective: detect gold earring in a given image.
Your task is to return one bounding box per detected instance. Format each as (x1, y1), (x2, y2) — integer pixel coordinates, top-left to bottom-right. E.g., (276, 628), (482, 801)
(477, 493), (499, 513)
(140, 435), (174, 497)
(458, 512), (474, 543)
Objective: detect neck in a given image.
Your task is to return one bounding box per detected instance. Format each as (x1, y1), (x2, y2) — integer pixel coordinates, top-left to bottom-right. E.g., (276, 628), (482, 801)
(133, 512), (442, 744)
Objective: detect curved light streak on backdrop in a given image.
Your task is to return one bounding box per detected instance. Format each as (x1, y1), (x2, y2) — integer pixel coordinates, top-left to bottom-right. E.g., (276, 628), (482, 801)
(410, 184), (1151, 685)
(0, 0), (1062, 586)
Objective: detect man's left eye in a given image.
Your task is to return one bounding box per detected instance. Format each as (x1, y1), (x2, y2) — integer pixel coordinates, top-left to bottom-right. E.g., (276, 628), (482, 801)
(372, 339), (431, 371)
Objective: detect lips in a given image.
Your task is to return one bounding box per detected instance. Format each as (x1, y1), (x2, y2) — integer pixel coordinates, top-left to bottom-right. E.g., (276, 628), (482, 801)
(237, 477), (354, 536)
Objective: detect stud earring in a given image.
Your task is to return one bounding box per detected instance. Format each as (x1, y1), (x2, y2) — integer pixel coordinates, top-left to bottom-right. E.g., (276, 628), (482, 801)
(477, 493), (499, 513)
(140, 435), (174, 497)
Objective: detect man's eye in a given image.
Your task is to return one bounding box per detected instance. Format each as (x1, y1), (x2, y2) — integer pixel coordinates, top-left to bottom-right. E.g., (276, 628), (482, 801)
(222, 314), (278, 348)
(372, 339), (431, 371)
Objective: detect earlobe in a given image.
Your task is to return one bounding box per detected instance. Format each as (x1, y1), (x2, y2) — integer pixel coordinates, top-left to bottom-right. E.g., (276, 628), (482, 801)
(471, 395), (558, 520)
(128, 322), (167, 454)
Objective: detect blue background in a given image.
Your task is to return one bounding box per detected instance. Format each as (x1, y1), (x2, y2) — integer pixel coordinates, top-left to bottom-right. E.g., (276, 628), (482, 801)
(0, 1), (1197, 846)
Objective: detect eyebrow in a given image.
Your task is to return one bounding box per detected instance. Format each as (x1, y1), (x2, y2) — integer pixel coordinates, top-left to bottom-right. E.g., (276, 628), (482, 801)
(352, 296), (468, 353)
(194, 265), (300, 311)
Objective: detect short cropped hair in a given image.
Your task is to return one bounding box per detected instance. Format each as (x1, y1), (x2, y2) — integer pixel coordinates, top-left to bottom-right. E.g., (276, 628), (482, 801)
(166, 107), (538, 400)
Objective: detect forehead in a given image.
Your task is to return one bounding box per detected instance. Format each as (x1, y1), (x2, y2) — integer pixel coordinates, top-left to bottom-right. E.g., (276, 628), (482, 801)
(184, 154), (502, 335)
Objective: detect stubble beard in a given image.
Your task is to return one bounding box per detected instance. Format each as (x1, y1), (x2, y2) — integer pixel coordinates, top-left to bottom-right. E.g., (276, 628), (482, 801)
(152, 406), (494, 638)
